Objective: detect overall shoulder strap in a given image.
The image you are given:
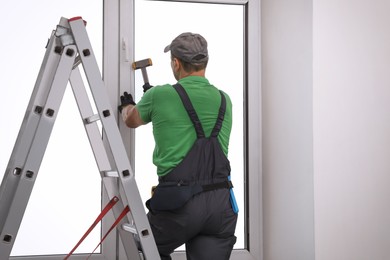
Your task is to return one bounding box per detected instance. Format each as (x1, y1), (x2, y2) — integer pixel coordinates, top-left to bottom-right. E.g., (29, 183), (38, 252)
(173, 83), (205, 138)
(173, 84), (227, 138)
(210, 91), (226, 137)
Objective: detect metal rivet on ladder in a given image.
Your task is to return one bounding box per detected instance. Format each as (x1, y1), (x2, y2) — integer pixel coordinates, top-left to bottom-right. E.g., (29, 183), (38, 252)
(122, 170), (130, 177)
(3, 234), (13, 243)
(13, 168), (22, 176)
(46, 109), (55, 117)
(141, 229), (150, 237)
(25, 171), (34, 179)
(102, 110), (110, 117)
(83, 49), (91, 57)
(54, 46), (62, 54)
(34, 106), (43, 115)
(66, 48), (75, 57)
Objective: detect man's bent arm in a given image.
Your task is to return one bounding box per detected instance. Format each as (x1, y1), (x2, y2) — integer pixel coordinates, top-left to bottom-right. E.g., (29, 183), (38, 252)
(122, 105), (144, 128)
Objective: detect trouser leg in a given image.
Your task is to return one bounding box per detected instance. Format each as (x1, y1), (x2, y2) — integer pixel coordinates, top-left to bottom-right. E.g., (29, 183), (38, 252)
(185, 199), (238, 260)
(147, 188), (237, 259)
(147, 209), (190, 259)
(186, 234), (237, 260)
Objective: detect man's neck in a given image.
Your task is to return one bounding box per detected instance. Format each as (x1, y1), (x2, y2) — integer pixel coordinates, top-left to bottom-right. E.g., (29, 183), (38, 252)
(179, 69), (205, 79)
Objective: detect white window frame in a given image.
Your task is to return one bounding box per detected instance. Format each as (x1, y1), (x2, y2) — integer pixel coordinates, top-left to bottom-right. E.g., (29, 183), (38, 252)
(104, 0), (262, 259)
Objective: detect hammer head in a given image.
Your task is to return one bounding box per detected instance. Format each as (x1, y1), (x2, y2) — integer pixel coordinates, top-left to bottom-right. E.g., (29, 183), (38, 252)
(132, 58), (152, 70)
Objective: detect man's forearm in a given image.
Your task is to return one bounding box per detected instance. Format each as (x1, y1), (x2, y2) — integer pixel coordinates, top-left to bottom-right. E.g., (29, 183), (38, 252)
(122, 105), (144, 128)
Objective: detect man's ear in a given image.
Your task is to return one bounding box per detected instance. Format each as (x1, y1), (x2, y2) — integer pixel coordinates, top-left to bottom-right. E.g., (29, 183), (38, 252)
(172, 58), (180, 71)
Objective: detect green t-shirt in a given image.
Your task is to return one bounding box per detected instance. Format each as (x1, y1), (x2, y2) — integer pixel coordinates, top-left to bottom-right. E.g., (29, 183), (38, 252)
(136, 76), (232, 176)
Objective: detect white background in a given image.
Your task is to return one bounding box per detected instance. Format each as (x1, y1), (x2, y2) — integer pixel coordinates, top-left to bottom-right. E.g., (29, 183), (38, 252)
(314, 0), (390, 259)
(262, 0), (390, 259)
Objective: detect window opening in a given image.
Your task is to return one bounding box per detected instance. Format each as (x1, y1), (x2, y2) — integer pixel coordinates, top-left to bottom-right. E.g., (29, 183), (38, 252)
(134, 0), (245, 249)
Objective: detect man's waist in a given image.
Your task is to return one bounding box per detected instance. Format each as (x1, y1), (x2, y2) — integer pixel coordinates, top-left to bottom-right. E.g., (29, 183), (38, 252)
(158, 176), (228, 184)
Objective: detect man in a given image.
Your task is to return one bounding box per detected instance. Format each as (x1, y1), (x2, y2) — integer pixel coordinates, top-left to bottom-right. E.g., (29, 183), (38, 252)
(119, 32), (237, 260)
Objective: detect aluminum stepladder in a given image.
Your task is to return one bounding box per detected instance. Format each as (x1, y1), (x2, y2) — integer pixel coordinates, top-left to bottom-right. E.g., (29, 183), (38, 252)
(0, 17), (160, 260)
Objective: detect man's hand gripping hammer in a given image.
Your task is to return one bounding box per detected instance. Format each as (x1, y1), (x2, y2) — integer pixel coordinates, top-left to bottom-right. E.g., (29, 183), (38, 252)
(132, 58), (153, 93)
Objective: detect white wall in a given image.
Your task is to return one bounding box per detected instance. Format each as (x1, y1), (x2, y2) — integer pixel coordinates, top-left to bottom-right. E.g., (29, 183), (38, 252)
(314, 0), (390, 259)
(262, 0), (390, 259)
(262, 0), (315, 259)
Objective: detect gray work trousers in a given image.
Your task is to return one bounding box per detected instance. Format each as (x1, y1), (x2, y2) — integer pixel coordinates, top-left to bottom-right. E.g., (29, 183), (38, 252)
(147, 188), (237, 260)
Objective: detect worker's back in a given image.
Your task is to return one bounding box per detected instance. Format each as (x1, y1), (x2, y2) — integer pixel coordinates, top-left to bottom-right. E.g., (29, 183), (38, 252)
(136, 75), (233, 177)
(141, 78), (238, 260)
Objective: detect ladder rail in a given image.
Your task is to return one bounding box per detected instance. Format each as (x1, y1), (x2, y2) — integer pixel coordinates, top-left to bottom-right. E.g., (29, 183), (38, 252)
(0, 17), (160, 260)
(68, 18), (160, 260)
(69, 67), (141, 258)
(0, 31), (60, 227)
(0, 42), (77, 257)
(69, 67), (111, 173)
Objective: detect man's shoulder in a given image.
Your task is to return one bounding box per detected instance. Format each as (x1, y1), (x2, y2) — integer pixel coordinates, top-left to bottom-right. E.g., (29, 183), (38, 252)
(145, 84), (181, 105)
(155, 83), (174, 89)
(217, 89), (232, 106)
(149, 83), (175, 94)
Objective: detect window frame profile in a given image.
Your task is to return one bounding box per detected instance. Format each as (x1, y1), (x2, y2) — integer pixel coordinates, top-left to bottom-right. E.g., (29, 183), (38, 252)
(106, 0), (262, 259)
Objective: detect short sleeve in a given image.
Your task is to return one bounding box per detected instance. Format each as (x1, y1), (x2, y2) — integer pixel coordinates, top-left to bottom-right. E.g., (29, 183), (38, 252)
(135, 88), (154, 124)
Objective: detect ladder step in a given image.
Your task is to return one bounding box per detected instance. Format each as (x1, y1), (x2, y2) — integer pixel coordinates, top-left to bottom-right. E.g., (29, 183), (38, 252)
(122, 223), (138, 234)
(103, 171), (119, 177)
(84, 114), (100, 124)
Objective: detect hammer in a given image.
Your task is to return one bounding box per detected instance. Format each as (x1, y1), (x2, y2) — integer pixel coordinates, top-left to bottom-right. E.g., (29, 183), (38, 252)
(132, 58), (153, 85)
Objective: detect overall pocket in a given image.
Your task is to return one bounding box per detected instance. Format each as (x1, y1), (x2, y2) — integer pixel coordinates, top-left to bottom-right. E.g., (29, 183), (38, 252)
(146, 182), (202, 211)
